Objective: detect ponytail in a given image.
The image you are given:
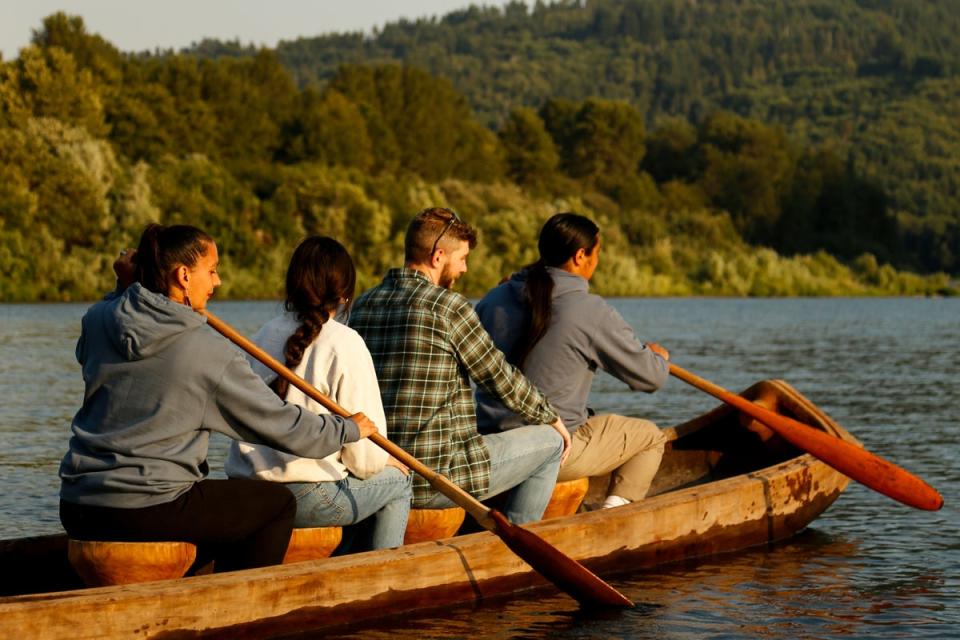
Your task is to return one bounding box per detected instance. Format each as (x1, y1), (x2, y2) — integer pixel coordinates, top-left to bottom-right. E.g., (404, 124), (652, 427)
(133, 223), (214, 294)
(513, 213), (599, 369)
(512, 260), (553, 369)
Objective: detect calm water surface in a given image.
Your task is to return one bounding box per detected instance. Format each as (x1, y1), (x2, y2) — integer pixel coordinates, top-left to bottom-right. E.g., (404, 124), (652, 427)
(1, 298), (957, 638)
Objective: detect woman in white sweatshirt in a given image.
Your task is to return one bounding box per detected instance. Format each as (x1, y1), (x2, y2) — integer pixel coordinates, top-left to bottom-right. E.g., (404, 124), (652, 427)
(226, 236), (412, 549)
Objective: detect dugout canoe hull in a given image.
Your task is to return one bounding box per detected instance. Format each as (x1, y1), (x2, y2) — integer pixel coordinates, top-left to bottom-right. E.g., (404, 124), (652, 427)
(0, 379), (852, 639)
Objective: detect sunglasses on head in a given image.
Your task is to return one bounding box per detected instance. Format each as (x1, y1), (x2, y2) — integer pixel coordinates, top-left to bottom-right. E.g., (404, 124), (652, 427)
(430, 208), (462, 256)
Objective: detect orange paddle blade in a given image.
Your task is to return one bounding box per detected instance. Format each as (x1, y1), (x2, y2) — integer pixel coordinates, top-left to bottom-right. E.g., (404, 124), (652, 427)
(670, 364), (943, 511)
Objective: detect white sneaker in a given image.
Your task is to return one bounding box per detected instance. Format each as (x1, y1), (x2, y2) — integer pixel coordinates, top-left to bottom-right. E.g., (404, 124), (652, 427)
(602, 495), (630, 509)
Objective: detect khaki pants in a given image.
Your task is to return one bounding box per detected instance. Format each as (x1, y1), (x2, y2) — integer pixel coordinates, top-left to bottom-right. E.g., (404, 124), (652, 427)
(557, 414), (666, 502)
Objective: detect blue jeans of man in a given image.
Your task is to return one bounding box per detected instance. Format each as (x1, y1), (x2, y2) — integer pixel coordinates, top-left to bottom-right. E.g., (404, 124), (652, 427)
(421, 424), (564, 524)
(286, 466), (412, 549)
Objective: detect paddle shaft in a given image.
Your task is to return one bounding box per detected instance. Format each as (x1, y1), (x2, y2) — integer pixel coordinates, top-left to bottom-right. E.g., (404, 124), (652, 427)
(669, 363), (943, 511)
(202, 310), (634, 607)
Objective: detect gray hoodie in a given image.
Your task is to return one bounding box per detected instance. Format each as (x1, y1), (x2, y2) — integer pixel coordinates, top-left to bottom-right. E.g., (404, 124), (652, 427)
(475, 267), (668, 432)
(59, 284), (359, 509)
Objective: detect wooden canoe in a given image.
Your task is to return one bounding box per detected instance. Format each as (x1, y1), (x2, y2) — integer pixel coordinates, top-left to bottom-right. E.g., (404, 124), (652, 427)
(0, 379), (852, 639)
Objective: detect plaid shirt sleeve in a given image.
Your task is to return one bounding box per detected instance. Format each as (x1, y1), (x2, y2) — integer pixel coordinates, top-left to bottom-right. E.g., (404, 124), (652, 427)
(447, 297), (558, 425)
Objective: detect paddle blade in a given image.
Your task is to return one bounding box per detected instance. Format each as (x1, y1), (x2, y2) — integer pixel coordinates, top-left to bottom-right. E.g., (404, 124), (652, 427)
(668, 364), (944, 511)
(748, 402), (944, 511)
(488, 510), (634, 608)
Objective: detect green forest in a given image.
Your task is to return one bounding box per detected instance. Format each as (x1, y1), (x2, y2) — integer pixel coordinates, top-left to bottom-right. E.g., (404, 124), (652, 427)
(251, 0), (960, 276)
(0, 5), (956, 302)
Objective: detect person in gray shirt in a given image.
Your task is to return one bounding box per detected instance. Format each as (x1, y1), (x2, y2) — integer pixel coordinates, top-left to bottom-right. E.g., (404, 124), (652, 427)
(59, 223), (377, 572)
(475, 213), (669, 509)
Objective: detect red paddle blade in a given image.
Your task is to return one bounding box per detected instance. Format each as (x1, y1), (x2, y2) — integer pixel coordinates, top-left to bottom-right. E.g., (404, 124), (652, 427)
(488, 510), (634, 608)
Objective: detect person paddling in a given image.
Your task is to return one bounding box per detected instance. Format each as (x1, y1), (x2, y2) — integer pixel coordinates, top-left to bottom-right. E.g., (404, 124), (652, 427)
(475, 212), (669, 509)
(58, 224), (376, 572)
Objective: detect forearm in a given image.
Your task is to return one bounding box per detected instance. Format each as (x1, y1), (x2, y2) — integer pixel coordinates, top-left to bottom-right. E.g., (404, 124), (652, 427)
(209, 355), (361, 458)
(596, 306), (669, 392)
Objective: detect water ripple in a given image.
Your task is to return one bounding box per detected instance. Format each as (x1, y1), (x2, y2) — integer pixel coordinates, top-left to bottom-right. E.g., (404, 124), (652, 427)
(1, 298), (958, 637)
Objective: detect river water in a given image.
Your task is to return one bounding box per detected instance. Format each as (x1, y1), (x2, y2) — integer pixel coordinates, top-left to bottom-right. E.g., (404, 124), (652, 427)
(1, 297), (957, 637)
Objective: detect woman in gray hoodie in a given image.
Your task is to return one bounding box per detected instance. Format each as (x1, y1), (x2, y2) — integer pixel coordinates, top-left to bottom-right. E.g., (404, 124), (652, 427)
(59, 223), (376, 572)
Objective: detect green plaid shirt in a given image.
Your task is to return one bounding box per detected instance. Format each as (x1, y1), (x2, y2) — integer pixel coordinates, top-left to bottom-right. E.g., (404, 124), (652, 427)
(349, 268), (558, 506)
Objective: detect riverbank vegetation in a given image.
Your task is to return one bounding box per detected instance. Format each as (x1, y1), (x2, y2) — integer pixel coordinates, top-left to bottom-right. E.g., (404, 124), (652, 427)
(252, 0), (960, 277)
(0, 12), (954, 301)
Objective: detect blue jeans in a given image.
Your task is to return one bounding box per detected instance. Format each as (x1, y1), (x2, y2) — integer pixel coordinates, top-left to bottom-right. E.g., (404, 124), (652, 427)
(286, 466), (412, 549)
(422, 424), (564, 524)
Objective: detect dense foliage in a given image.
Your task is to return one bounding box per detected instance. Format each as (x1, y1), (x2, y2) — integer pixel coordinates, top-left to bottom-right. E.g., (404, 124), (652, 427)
(0, 12), (953, 302)
(189, 0), (960, 276)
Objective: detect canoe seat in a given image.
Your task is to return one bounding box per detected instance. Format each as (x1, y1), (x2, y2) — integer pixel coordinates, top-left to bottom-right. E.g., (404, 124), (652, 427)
(403, 507), (466, 544)
(542, 478), (590, 519)
(67, 539), (196, 587)
(283, 526), (342, 564)
(738, 389), (779, 442)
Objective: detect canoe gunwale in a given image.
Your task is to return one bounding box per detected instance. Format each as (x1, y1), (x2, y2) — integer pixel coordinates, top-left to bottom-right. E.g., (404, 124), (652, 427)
(0, 379), (854, 638)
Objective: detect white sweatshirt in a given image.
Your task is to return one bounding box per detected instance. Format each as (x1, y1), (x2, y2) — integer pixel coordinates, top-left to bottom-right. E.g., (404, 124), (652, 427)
(224, 314), (389, 482)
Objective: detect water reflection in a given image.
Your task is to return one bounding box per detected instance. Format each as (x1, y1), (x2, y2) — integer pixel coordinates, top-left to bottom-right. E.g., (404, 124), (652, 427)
(316, 529), (952, 639)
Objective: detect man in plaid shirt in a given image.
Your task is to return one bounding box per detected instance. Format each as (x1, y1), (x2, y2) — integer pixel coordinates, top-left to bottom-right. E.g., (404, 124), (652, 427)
(349, 208), (571, 524)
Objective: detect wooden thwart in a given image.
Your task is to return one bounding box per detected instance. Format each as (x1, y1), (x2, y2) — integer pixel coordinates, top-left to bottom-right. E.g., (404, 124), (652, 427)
(543, 478), (590, 519)
(404, 508), (466, 545)
(67, 539), (196, 587)
(284, 527), (342, 564)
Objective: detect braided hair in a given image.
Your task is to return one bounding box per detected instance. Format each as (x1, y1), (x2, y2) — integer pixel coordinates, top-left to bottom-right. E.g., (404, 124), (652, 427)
(271, 236), (356, 399)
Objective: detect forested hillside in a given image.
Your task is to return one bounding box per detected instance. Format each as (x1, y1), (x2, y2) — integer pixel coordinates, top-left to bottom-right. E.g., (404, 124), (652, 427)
(191, 0), (960, 275)
(0, 12), (953, 302)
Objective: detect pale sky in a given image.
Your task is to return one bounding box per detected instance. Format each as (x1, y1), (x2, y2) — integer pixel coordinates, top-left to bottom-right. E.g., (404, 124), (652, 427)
(1, 0), (526, 60)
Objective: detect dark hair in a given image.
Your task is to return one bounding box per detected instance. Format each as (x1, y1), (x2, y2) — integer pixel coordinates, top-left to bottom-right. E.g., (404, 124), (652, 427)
(404, 207), (478, 264)
(134, 223), (214, 294)
(513, 213), (600, 368)
(271, 236), (357, 400)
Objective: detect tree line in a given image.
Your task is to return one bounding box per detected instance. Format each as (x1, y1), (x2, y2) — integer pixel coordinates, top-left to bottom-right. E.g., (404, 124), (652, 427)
(188, 0), (960, 275)
(0, 13), (953, 302)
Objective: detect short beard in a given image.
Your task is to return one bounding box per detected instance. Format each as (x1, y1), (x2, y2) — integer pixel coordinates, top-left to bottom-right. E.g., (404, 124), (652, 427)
(437, 263), (460, 290)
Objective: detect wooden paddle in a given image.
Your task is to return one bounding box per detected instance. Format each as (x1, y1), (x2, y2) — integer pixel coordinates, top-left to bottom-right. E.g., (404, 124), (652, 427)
(202, 310), (634, 608)
(669, 363), (944, 511)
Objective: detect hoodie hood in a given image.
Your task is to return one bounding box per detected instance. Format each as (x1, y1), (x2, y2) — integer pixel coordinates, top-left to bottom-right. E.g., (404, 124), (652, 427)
(503, 270), (526, 300)
(545, 266), (589, 296)
(102, 284), (206, 361)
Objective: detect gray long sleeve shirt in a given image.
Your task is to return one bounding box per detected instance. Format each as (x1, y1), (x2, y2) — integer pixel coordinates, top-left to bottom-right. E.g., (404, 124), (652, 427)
(475, 267), (668, 432)
(59, 284), (359, 508)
